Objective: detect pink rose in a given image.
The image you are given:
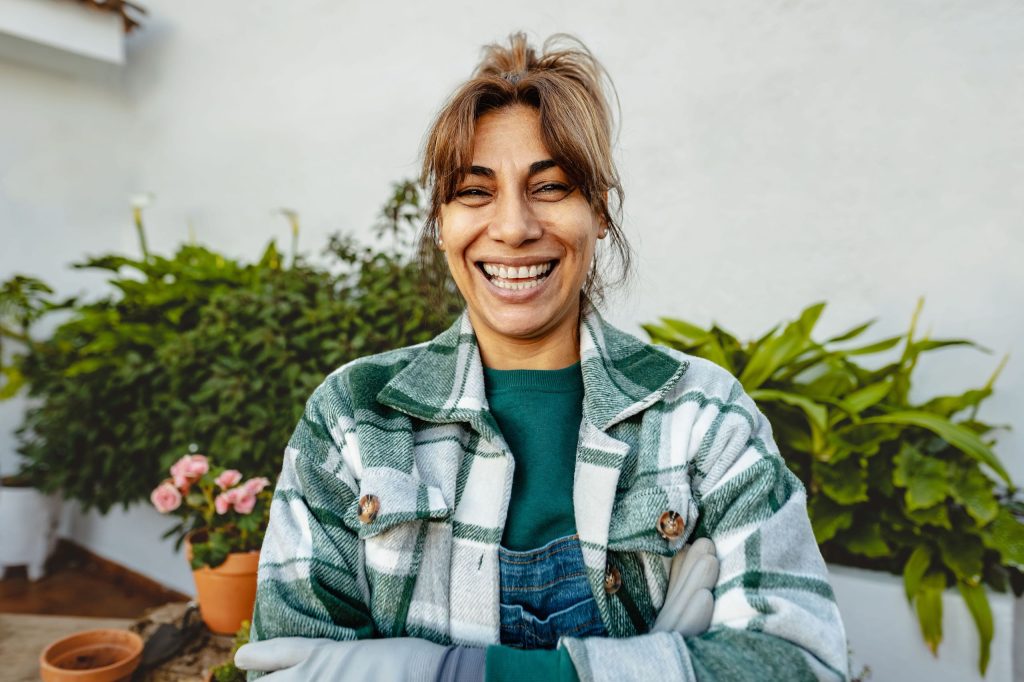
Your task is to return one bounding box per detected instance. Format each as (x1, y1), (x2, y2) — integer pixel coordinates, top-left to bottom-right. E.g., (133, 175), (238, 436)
(215, 489), (235, 515)
(232, 492), (257, 515)
(170, 454), (209, 488)
(241, 477), (271, 496)
(150, 481), (182, 514)
(215, 469), (243, 490)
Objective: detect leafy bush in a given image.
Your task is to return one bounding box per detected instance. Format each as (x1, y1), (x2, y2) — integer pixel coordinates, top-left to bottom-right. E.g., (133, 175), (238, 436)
(645, 300), (1022, 675)
(0, 180), (462, 512)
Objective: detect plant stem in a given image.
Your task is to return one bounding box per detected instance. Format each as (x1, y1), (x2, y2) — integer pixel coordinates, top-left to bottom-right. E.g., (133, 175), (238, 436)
(133, 207), (151, 263)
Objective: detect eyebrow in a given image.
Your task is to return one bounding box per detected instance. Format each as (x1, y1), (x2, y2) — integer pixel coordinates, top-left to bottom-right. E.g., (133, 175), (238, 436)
(466, 159), (558, 179)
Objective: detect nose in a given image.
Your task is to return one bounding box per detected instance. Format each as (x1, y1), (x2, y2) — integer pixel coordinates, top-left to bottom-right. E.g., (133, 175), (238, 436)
(487, 190), (542, 247)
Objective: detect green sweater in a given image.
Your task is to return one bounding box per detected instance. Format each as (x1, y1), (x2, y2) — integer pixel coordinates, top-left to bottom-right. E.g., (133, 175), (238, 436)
(483, 362), (584, 682)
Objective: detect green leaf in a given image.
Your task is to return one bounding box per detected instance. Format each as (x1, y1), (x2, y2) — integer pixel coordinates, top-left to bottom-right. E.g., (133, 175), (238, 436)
(843, 521), (891, 558)
(919, 388), (992, 419)
(824, 318), (876, 344)
(980, 508), (1024, 568)
(739, 302), (824, 390)
(814, 454), (869, 505)
(905, 503), (952, 530)
(749, 388), (828, 436)
(865, 410), (1011, 484)
(936, 533), (985, 581)
(843, 335), (904, 356)
(914, 572), (946, 656)
(903, 545), (931, 602)
(808, 494), (854, 543)
(957, 580), (993, 675)
(949, 465), (999, 525)
(660, 317), (709, 344)
(838, 379), (892, 416)
(893, 442), (950, 510)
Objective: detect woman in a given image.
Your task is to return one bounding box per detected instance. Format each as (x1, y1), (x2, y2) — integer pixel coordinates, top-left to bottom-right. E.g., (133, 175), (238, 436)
(236, 32), (848, 681)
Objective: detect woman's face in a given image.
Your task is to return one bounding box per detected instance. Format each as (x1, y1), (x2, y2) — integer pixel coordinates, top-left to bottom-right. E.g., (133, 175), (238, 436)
(438, 105), (605, 355)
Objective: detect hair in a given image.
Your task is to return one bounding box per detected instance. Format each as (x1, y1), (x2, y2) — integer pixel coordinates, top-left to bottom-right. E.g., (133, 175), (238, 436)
(418, 31), (633, 309)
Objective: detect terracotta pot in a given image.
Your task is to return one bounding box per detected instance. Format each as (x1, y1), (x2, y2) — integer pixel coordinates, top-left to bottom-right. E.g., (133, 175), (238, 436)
(39, 628), (143, 682)
(185, 534), (259, 635)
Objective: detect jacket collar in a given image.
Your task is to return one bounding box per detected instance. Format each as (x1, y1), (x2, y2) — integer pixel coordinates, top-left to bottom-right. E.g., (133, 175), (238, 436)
(376, 302), (689, 436)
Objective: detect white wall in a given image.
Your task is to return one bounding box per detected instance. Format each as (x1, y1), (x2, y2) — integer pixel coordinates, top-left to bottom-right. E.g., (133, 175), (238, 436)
(2, 0), (1021, 596)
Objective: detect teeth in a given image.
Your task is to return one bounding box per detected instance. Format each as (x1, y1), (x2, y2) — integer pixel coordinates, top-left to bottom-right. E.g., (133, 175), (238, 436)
(480, 261), (553, 279)
(491, 277), (543, 291)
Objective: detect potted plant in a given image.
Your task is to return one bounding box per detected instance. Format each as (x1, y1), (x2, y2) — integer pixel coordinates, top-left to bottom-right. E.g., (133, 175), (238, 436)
(0, 468), (61, 580)
(151, 452), (271, 634)
(644, 299), (1023, 679)
(0, 275), (71, 580)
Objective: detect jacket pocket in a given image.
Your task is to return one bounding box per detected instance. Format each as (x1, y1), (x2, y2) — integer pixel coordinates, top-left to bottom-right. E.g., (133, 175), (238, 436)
(351, 466), (451, 540)
(606, 483), (697, 556)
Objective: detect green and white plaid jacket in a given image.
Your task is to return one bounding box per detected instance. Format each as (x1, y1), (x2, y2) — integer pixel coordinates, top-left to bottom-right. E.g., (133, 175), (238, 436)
(251, 306), (849, 681)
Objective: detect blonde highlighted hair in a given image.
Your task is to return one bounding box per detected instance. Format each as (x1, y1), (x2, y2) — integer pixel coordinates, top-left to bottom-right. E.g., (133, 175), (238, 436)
(419, 32), (632, 307)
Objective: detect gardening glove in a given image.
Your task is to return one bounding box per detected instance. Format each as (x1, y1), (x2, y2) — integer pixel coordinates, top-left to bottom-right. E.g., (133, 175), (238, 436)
(235, 636), (455, 681)
(651, 537), (719, 636)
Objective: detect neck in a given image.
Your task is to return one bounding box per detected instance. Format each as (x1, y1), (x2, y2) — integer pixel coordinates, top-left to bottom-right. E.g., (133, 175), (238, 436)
(472, 305), (582, 370)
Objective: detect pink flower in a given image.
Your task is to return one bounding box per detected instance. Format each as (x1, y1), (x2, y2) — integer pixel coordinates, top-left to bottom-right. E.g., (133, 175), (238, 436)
(232, 492), (257, 515)
(241, 477), (271, 496)
(170, 454), (209, 488)
(150, 481), (182, 514)
(215, 489), (235, 515)
(215, 469), (243, 490)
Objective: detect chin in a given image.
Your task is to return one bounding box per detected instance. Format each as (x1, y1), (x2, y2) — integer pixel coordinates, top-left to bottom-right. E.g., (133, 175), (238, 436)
(479, 302), (571, 339)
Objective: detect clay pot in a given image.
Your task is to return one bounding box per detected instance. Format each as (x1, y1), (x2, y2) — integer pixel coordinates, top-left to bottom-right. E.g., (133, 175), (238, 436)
(185, 534), (259, 635)
(39, 628), (143, 682)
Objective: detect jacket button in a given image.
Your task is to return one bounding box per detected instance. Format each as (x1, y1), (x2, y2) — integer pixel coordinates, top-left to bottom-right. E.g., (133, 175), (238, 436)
(657, 510), (684, 540)
(358, 494), (380, 523)
(604, 564), (621, 594)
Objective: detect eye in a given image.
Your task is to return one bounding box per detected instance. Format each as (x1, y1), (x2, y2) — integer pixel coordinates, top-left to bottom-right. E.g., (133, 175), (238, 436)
(532, 183), (574, 202)
(455, 187), (492, 207)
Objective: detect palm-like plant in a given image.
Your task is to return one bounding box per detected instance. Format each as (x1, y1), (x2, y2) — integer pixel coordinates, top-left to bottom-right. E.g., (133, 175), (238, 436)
(644, 299), (1022, 675)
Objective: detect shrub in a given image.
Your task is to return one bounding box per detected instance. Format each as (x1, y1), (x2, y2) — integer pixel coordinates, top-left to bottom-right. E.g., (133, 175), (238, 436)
(644, 300), (1023, 675)
(0, 180), (462, 512)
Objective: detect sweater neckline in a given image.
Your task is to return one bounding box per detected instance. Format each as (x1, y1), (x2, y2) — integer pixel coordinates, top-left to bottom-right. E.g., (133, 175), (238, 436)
(483, 361), (583, 395)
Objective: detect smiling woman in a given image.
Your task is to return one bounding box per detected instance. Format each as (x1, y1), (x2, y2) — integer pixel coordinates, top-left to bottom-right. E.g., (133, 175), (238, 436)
(236, 31), (850, 682)
(434, 105), (606, 369)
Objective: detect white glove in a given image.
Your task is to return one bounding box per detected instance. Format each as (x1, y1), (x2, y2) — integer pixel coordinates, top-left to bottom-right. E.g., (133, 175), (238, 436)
(235, 636), (449, 681)
(651, 537), (719, 636)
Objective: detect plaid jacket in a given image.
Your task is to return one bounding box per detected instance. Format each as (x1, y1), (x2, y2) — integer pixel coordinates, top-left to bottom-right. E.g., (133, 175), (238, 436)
(250, 306), (849, 681)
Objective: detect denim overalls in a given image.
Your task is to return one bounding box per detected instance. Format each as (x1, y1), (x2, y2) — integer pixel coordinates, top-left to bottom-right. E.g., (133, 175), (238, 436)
(498, 533), (607, 648)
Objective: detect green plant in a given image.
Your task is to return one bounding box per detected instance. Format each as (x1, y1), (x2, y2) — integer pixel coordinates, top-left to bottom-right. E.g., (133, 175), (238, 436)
(0, 180), (462, 513)
(210, 619), (250, 682)
(644, 299), (1022, 675)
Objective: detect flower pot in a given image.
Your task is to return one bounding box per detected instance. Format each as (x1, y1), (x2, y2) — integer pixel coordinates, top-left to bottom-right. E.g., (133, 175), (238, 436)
(0, 479), (61, 580)
(829, 563), (1024, 681)
(185, 535), (259, 635)
(39, 628), (143, 682)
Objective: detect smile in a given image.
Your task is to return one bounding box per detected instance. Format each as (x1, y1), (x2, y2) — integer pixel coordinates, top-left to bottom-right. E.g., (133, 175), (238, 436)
(476, 260), (558, 291)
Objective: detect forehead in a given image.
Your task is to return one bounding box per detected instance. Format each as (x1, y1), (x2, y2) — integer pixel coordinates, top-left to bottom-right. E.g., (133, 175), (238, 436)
(471, 105), (551, 166)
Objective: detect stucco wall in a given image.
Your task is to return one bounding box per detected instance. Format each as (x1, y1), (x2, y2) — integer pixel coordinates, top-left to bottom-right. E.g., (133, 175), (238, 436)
(2, 0), (1021, 613)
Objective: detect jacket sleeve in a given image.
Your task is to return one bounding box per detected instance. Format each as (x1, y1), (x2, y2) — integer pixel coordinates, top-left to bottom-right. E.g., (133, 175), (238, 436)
(559, 381), (850, 682)
(248, 382), (376, 662)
